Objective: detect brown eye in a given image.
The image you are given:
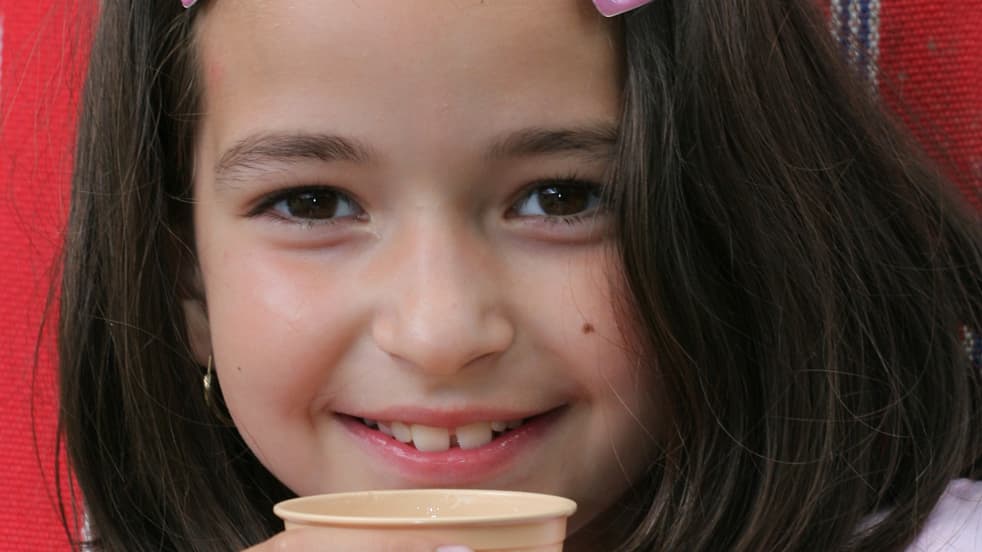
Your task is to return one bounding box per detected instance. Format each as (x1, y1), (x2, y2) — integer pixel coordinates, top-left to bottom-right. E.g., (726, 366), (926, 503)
(537, 185), (591, 216)
(513, 181), (602, 218)
(269, 188), (362, 221)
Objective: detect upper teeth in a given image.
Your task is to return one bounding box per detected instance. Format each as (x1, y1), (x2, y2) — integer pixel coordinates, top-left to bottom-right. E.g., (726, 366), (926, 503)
(361, 418), (525, 452)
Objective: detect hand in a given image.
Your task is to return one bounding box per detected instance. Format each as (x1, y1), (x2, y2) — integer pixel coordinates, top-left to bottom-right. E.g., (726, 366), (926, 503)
(244, 527), (474, 552)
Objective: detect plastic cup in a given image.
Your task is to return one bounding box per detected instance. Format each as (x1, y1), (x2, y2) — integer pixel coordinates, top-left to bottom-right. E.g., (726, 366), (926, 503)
(274, 489), (578, 551)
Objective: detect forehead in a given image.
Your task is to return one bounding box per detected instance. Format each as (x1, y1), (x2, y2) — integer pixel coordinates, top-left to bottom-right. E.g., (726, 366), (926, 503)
(193, 0), (622, 151)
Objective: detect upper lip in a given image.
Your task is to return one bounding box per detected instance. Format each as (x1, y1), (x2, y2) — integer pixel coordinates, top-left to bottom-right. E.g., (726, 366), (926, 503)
(339, 405), (563, 428)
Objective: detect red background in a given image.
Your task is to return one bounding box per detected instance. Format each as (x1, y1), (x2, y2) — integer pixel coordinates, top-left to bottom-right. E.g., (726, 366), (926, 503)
(1, 1), (91, 549)
(0, 1), (979, 549)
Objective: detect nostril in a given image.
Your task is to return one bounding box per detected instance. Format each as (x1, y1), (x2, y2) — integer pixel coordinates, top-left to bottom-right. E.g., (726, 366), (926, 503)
(370, 308), (514, 376)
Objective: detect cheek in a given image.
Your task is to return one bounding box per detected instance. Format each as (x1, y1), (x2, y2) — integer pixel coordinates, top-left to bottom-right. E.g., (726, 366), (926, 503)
(523, 248), (655, 416)
(548, 254), (635, 377)
(201, 247), (364, 416)
(567, 254), (660, 423)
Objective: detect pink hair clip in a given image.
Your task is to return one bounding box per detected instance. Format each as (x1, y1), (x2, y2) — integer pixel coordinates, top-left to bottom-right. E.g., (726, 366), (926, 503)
(592, 0), (654, 17)
(182, 0), (197, 7)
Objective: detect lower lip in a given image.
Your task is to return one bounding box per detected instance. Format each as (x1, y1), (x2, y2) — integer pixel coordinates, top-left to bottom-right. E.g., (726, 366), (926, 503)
(338, 410), (562, 486)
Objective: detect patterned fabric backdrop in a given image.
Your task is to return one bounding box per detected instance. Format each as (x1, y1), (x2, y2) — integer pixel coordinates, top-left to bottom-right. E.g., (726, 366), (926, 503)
(0, 1), (979, 549)
(1, 2), (89, 549)
(827, 0), (981, 209)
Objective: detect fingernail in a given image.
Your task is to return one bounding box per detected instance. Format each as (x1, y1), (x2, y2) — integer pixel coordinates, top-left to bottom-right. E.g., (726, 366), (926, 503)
(592, 0), (654, 17)
(436, 546), (475, 552)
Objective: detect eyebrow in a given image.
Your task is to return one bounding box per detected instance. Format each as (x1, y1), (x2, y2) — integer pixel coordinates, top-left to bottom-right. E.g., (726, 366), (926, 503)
(485, 123), (619, 161)
(215, 132), (376, 184)
(213, 123), (619, 186)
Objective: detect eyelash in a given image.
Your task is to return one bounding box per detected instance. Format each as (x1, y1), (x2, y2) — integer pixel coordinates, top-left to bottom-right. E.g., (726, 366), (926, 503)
(247, 185), (364, 226)
(508, 176), (606, 226)
(248, 176), (607, 227)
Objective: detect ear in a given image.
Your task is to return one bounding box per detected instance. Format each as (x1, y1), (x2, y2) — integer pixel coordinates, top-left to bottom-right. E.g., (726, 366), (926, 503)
(181, 261), (212, 365)
(183, 296), (212, 365)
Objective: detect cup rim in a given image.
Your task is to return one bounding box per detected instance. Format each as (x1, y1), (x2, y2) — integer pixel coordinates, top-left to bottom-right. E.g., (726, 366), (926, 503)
(274, 489), (578, 527)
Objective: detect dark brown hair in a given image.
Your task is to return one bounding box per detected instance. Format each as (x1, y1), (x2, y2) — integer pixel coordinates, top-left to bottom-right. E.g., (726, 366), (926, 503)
(60, 1), (982, 550)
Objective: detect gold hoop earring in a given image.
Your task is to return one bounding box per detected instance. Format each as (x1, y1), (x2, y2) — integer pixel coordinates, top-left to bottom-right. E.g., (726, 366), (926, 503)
(202, 355), (233, 425)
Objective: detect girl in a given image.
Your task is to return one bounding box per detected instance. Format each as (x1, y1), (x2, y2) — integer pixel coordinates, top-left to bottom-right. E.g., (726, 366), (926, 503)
(59, 0), (982, 550)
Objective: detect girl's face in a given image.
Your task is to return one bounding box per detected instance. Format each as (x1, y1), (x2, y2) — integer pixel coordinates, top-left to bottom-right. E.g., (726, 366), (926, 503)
(187, 0), (658, 542)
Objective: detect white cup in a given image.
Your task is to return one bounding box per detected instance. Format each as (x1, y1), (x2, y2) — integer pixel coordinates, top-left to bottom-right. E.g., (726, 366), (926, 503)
(274, 489), (578, 552)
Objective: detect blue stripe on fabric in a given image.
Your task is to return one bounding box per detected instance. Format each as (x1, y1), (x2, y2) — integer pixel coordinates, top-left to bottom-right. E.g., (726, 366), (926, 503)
(858, 0), (871, 79)
(838, 0), (851, 51)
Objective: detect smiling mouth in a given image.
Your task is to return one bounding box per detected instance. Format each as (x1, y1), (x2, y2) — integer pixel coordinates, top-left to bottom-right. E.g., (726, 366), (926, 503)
(353, 417), (528, 453)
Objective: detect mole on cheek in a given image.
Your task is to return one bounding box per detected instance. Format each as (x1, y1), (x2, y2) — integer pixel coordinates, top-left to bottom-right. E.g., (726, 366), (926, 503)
(582, 323), (595, 334)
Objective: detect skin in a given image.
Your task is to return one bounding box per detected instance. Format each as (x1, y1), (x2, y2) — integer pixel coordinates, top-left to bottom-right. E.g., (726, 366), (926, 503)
(185, 1), (660, 549)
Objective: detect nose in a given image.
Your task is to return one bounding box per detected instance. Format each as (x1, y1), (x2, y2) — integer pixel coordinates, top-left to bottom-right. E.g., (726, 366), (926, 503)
(370, 216), (515, 376)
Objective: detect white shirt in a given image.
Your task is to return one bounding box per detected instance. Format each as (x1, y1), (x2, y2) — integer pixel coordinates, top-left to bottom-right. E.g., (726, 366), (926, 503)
(907, 479), (982, 551)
